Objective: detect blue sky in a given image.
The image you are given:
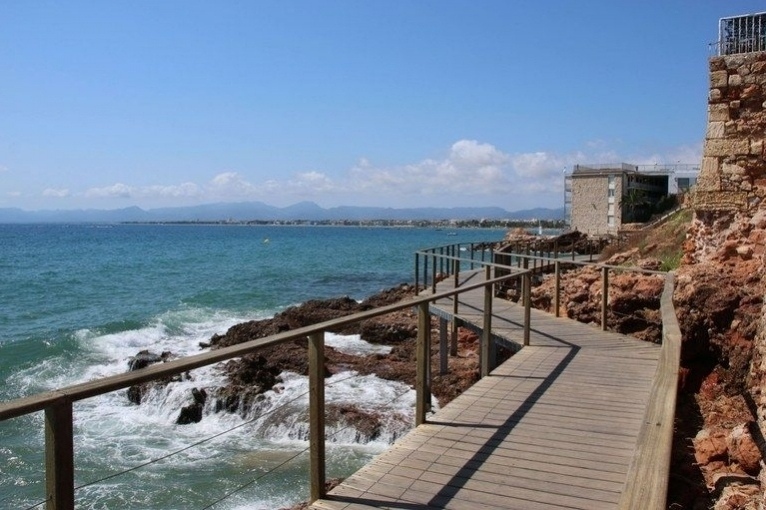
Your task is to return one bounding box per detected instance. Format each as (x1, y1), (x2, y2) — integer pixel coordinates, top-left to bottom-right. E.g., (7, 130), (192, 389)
(1, 1), (763, 212)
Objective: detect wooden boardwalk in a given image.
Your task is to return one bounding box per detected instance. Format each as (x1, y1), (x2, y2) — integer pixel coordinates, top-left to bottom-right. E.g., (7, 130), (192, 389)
(309, 276), (661, 510)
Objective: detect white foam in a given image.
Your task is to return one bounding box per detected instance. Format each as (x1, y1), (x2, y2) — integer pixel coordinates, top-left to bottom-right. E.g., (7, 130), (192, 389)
(242, 371), (416, 448)
(6, 306), (424, 509)
(325, 332), (392, 356)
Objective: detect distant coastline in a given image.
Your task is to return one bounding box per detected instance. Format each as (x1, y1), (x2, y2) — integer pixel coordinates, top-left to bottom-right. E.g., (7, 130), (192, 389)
(0, 201), (566, 224)
(118, 218), (567, 229)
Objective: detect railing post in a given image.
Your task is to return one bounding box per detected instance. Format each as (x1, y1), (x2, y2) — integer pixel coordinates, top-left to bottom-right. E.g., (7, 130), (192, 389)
(601, 266), (609, 331)
(431, 254), (437, 294)
(308, 331), (326, 503)
(439, 317), (448, 375)
(480, 266), (493, 377)
(453, 259), (460, 310)
(416, 302), (431, 426)
(554, 260), (561, 318)
(439, 247), (444, 276)
(46, 399), (75, 510)
(450, 318), (458, 357)
(414, 252), (420, 294)
(423, 253), (429, 292)
(523, 271), (531, 346)
(451, 258), (460, 356)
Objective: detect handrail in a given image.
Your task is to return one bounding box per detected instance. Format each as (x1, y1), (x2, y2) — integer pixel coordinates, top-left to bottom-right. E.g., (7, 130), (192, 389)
(0, 271), (520, 420)
(617, 272), (682, 509)
(0, 263), (526, 510)
(3, 242), (683, 509)
(422, 243), (682, 509)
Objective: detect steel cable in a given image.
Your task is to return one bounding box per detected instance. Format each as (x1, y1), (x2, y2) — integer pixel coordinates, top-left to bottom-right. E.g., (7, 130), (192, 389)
(198, 378), (415, 509)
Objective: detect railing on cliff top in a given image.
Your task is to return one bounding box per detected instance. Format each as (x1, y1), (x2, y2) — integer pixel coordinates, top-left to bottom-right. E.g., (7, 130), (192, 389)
(0, 244), (682, 510)
(416, 242), (682, 510)
(711, 12), (766, 56)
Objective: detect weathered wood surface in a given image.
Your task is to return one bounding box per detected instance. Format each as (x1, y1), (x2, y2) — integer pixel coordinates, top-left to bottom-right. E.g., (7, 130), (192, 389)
(617, 273), (681, 509)
(309, 278), (661, 510)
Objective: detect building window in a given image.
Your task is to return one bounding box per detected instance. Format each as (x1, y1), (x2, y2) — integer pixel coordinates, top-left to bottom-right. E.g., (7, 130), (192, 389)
(607, 215), (615, 227)
(608, 174), (616, 189)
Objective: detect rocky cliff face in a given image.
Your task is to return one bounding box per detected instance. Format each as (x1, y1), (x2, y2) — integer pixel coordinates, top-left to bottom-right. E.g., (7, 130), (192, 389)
(674, 50), (766, 509)
(671, 211), (765, 509)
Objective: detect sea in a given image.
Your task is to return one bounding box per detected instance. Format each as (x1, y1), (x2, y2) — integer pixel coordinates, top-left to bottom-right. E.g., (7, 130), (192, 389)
(0, 223), (506, 510)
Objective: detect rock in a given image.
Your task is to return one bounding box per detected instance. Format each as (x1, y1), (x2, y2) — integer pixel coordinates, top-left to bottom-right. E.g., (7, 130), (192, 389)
(176, 387), (208, 425)
(191, 387), (207, 405)
(694, 429), (729, 466)
(736, 245), (753, 260)
(712, 477), (761, 510)
(530, 264), (664, 343)
(712, 472), (760, 496)
(126, 385), (143, 405)
(128, 350), (163, 371)
(727, 423), (762, 474)
(176, 404), (203, 425)
(326, 404), (384, 442)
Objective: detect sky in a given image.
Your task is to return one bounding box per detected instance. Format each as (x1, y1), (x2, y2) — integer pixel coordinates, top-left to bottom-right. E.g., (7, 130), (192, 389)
(1, 1), (764, 213)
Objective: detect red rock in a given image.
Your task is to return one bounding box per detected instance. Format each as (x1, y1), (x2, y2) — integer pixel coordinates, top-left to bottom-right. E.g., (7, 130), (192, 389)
(694, 429), (729, 465)
(727, 424), (762, 474)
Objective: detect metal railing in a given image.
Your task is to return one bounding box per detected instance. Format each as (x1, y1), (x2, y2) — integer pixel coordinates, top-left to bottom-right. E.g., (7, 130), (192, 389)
(569, 163), (700, 175)
(0, 258), (525, 510)
(714, 12), (766, 56)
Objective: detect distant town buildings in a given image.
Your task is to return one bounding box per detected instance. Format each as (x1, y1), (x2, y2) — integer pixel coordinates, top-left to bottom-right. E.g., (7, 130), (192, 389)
(565, 163), (699, 235)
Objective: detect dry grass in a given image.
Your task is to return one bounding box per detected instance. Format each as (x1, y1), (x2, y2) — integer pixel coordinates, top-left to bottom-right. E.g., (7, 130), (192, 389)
(600, 209), (692, 269)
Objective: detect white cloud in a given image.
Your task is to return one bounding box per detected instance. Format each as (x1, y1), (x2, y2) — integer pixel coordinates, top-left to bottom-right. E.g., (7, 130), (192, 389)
(0, 165), (8, 173)
(142, 182), (201, 198)
(347, 139), (513, 197)
(84, 183), (134, 198)
(209, 172), (259, 198)
(56, 139), (703, 210)
(7, 191), (21, 198)
(342, 138), (703, 203)
(43, 188), (70, 198)
(287, 171), (337, 193)
(347, 139), (565, 198)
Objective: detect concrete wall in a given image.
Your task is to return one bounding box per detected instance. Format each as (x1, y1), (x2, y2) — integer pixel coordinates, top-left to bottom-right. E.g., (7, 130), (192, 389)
(693, 52), (766, 212)
(570, 174), (621, 235)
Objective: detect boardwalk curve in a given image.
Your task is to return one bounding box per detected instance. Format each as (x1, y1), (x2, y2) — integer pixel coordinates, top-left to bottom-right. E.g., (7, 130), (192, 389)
(309, 279), (662, 510)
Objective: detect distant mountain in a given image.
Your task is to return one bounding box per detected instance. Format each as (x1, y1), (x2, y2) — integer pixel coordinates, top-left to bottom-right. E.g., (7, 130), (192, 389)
(0, 202), (565, 223)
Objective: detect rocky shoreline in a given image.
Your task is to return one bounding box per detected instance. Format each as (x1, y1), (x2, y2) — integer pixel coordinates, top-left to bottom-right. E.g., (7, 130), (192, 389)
(127, 282), (486, 431)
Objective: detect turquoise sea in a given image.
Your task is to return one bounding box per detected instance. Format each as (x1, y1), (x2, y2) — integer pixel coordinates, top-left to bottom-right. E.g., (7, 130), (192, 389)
(0, 224), (504, 510)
